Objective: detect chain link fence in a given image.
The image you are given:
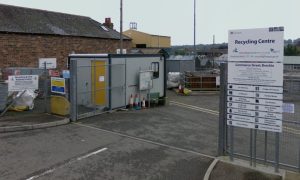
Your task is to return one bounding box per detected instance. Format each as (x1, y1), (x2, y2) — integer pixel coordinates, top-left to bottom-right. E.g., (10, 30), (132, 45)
(0, 66), (63, 116)
(70, 60), (126, 120)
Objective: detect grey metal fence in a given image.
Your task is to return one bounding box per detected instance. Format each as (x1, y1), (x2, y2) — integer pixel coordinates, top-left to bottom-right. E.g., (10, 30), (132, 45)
(0, 66), (60, 116)
(219, 63), (300, 172)
(70, 60), (126, 120)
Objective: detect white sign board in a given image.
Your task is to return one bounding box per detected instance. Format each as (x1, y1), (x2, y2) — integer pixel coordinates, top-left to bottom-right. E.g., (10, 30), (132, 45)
(228, 27), (284, 62)
(8, 75), (39, 91)
(228, 63), (283, 86)
(227, 27), (284, 133)
(39, 58), (57, 69)
(139, 71), (153, 91)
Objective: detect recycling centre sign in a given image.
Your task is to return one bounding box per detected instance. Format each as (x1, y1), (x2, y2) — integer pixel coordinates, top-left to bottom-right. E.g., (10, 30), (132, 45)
(227, 27), (284, 132)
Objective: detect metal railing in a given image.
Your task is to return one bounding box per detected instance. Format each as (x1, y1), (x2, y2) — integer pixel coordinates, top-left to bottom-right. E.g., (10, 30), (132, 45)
(218, 63), (300, 172)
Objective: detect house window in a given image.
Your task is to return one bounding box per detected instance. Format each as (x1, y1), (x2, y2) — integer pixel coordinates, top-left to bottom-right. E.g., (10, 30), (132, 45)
(151, 62), (159, 79)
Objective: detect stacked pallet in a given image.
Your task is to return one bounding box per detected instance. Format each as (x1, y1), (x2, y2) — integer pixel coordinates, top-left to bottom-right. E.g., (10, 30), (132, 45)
(184, 71), (219, 90)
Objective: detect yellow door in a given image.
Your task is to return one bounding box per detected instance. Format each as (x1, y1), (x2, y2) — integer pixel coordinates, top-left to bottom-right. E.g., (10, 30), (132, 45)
(91, 61), (106, 106)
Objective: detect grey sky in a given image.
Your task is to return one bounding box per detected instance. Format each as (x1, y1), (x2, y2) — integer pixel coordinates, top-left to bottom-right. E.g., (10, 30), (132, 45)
(0, 0), (299, 45)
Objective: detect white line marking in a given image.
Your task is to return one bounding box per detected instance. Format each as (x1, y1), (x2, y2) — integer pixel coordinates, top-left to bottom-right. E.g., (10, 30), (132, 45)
(170, 101), (219, 115)
(171, 101), (300, 135)
(170, 101), (219, 113)
(203, 159), (219, 180)
(26, 147), (107, 180)
(74, 123), (215, 159)
(77, 148), (107, 161)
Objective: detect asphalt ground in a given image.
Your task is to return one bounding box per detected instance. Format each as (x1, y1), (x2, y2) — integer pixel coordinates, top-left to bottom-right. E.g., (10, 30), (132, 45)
(0, 91), (220, 180)
(0, 90), (285, 180)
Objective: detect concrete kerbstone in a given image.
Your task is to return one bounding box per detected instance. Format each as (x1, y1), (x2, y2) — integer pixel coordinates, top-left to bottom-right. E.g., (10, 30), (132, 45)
(0, 118), (70, 133)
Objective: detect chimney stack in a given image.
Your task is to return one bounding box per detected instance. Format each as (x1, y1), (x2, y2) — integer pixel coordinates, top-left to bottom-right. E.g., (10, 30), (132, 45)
(129, 22), (137, 30)
(103, 18), (114, 29)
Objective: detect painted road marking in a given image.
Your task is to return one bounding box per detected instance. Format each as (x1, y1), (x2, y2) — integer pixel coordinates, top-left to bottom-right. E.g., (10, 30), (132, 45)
(170, 101), (300, 135)
(26, 147), (108, 180)
(169, 101), (219, 115)
(74, 123), (215, 159)
(77, 148), (107, 161)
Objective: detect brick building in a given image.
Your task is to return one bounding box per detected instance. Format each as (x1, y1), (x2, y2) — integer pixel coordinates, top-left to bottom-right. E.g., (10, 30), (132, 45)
(0, 4), (131, 70)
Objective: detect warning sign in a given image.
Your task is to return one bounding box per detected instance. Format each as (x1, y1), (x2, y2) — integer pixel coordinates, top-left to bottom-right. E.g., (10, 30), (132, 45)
(51, 77), (66, 94)
(8, 75), (39, 92)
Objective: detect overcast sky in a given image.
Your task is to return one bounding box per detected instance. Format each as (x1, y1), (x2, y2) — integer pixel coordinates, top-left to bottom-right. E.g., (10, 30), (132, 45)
(0, 0), (299, 45)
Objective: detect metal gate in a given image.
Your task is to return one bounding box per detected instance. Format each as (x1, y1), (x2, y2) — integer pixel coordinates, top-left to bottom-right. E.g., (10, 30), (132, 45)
(69, 58), (126, 121)
(218, 63), (300, 172)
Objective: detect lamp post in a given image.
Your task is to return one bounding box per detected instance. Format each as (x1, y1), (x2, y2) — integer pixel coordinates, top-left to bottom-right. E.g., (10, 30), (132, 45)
(193, 0), (196, 59)
(120, 0), (123, 54)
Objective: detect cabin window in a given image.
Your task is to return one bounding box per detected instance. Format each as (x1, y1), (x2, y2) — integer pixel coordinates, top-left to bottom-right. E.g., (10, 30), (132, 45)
(151, 62), (159, 79)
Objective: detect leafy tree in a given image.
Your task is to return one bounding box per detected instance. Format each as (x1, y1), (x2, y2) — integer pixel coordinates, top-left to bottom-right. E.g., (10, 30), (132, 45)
(174, 49), (186, 55)
(284, 45), (300, 56)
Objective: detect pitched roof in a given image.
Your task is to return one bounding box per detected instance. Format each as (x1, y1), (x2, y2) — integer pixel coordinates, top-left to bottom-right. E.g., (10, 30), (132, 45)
(0, 4), (129, 40)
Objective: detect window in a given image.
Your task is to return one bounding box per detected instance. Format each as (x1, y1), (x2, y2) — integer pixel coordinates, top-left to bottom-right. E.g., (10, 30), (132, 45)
(151, 62), (159, 79)
(136, 44), (147, 48)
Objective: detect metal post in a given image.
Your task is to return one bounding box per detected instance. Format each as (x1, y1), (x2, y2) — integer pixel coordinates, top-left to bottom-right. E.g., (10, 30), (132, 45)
(70, 60), (78, 121)
(275, 132), (280, 172)
(254, 129), (257, 167)
(44, 62), (48, 113)
(120, 0), (123, 54)
(250, 129), (253, 166)
(193, 0), (196, 60)
(230, 126), (234, 161)
(93, 62), (96, 113)
(298, 140), (300, 172)
(264, 131), (268, 165)
(213, 35), (215, 68)
(218, 63), (227, 156)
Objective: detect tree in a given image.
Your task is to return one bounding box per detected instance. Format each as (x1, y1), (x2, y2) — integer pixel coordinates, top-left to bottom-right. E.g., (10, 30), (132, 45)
(284, 45), (300, 56)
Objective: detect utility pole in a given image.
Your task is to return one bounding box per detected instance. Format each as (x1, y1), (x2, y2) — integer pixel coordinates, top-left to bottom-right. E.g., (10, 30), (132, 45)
(120, 0), (123, 54)
(193, 0), (196, 59)
(213, 35), (215, 68)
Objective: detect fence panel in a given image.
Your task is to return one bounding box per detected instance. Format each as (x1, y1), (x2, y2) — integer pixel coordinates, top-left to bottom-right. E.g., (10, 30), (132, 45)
(70, 60), (126, 121)
(219, 63), (300, 172)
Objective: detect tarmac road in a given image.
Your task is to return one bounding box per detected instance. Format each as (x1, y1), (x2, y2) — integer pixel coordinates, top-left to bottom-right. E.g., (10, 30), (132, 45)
(0, 103), (218, 180)
(0, 90), (287, 179)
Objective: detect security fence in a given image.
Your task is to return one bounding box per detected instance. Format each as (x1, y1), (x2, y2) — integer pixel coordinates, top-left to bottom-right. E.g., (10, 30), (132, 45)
(70, 60), (126, 120)
(0, 66), (64, 116)
(218, 63), (300, 172)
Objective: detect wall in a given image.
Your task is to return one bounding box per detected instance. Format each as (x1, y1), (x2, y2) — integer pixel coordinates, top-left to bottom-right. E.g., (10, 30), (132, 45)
(150, 35), (171, 48)
(123, 29), (170, 48)
(0, 33), (131, 70)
